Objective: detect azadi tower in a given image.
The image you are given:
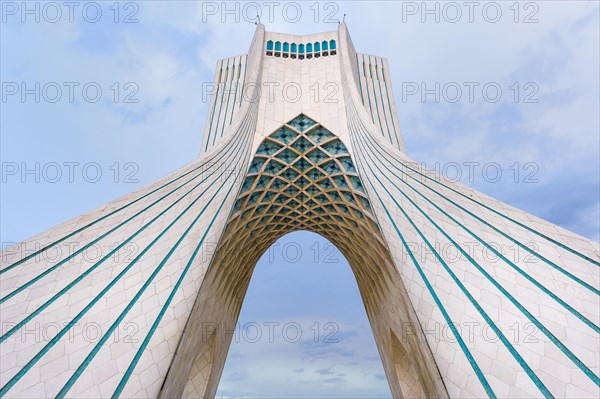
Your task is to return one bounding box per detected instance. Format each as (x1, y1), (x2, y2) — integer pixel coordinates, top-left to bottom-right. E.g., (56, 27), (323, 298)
(1, 24), (598, 398)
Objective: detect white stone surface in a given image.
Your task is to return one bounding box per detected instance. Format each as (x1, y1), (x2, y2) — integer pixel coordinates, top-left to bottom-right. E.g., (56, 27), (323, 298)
(1, 23), (598, 399)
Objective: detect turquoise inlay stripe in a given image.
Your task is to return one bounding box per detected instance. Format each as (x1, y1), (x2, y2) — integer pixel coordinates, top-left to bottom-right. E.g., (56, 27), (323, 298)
(363, 129), (600, 267)
(111, 176), (239, 398)
(0, 130), (251, 344)
(347, 119), (496, 399)
(0, 125), (252, 306)
(361, 55), (375, 124)
(55, 175), (237, 398)
(229, 61), (242, 125)
(360, 131), (600, 294)
(1, 121), (248, 276)
(204, 61), (223, 152)
(350, 123), (553, 398)
(220, 61), (235, 139)
(238, 57), (247, 110)
(354, 129), (600, 387)
(354, 131), (600, 334)
(211, 59), (229, 147)
(355, 54), (364, 105)
(368, 56), (389, 143)
(0, 164), (239, 397)
(374, 61), (392, 145)
(380, 66), (401, 148)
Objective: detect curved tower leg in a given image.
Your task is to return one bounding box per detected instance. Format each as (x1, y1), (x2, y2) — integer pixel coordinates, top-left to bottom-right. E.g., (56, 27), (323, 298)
(1, 22), (598, 399)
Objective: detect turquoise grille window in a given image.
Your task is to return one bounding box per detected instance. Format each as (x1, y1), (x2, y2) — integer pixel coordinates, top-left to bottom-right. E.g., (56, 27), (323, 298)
(266, 40), (336, 58)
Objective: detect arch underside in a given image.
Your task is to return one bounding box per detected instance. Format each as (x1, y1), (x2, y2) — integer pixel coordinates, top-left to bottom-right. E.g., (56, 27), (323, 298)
(160, 115), (447, 398)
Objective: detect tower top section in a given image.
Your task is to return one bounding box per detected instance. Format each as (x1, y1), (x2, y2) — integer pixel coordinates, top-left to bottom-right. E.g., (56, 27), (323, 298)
(199, 22), (405, 155)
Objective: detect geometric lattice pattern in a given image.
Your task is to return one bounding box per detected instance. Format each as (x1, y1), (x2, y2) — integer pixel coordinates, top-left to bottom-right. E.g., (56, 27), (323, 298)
(1, 23), (599, 399)
(231, 114), (376, 238)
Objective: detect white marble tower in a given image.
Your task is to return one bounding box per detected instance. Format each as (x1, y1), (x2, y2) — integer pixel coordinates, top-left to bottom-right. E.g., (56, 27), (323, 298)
(1, 24), (599, 398)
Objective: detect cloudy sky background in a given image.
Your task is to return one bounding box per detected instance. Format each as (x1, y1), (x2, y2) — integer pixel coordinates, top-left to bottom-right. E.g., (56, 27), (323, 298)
(1, 1), (599, 397)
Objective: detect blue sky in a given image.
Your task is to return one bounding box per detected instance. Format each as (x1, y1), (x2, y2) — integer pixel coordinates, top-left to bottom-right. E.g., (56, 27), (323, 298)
(1, 1), (599, 397)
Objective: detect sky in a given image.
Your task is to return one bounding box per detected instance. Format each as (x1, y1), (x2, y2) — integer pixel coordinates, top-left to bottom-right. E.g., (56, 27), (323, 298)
(1, 1), (599, 397)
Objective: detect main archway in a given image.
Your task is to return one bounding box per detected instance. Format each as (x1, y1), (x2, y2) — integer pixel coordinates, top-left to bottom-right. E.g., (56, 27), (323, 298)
(2, 22), (598, 399)
(215, 230), (392, 398)
(158, 115), (447, 398)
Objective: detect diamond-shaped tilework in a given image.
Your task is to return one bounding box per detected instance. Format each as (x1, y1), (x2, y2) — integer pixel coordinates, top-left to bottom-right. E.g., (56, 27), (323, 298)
(358, 195), (371, 211)
(256, 176), (271, 189)
(307, 168), (324, 181)
(275, 194), (289, 204)
(296, 176), (310, 188)
(249, 157), (266, 173)
(319, 179), (334, 190)
(280, 168), (299, 181)
(349, 176), (364, 192)
(307, 185), (320, 196)
(270, 126), (297, 144)
(287, 113), (316, 132)
(262, 191), (276, 202)
(242, 209), (252, 220)
(241, 176), (256, 192)
(321, 160), (341, 174)
(306, 149), (327, 164)
(332, 176), (349, 189)
(275, 148), (298, 163)
(257, 140), (282, 155)
(255, 205), (267, 214)
(232, 118), (377, 257)
(315, 194), (328, 203)
(234, 197), (246, 211)
(291, 136), (312, 154)
(285, 186), (299, 196)
(339, 156), (356, 173)
(247, 192), (260, 205)
(307, 126), (335, 144)
(293, 157), (311, 172)
(264, 160), (285, 175)
(270, 178), (286, 191)
(322, 140), (348, 156)
(338, 204), (350, 214)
